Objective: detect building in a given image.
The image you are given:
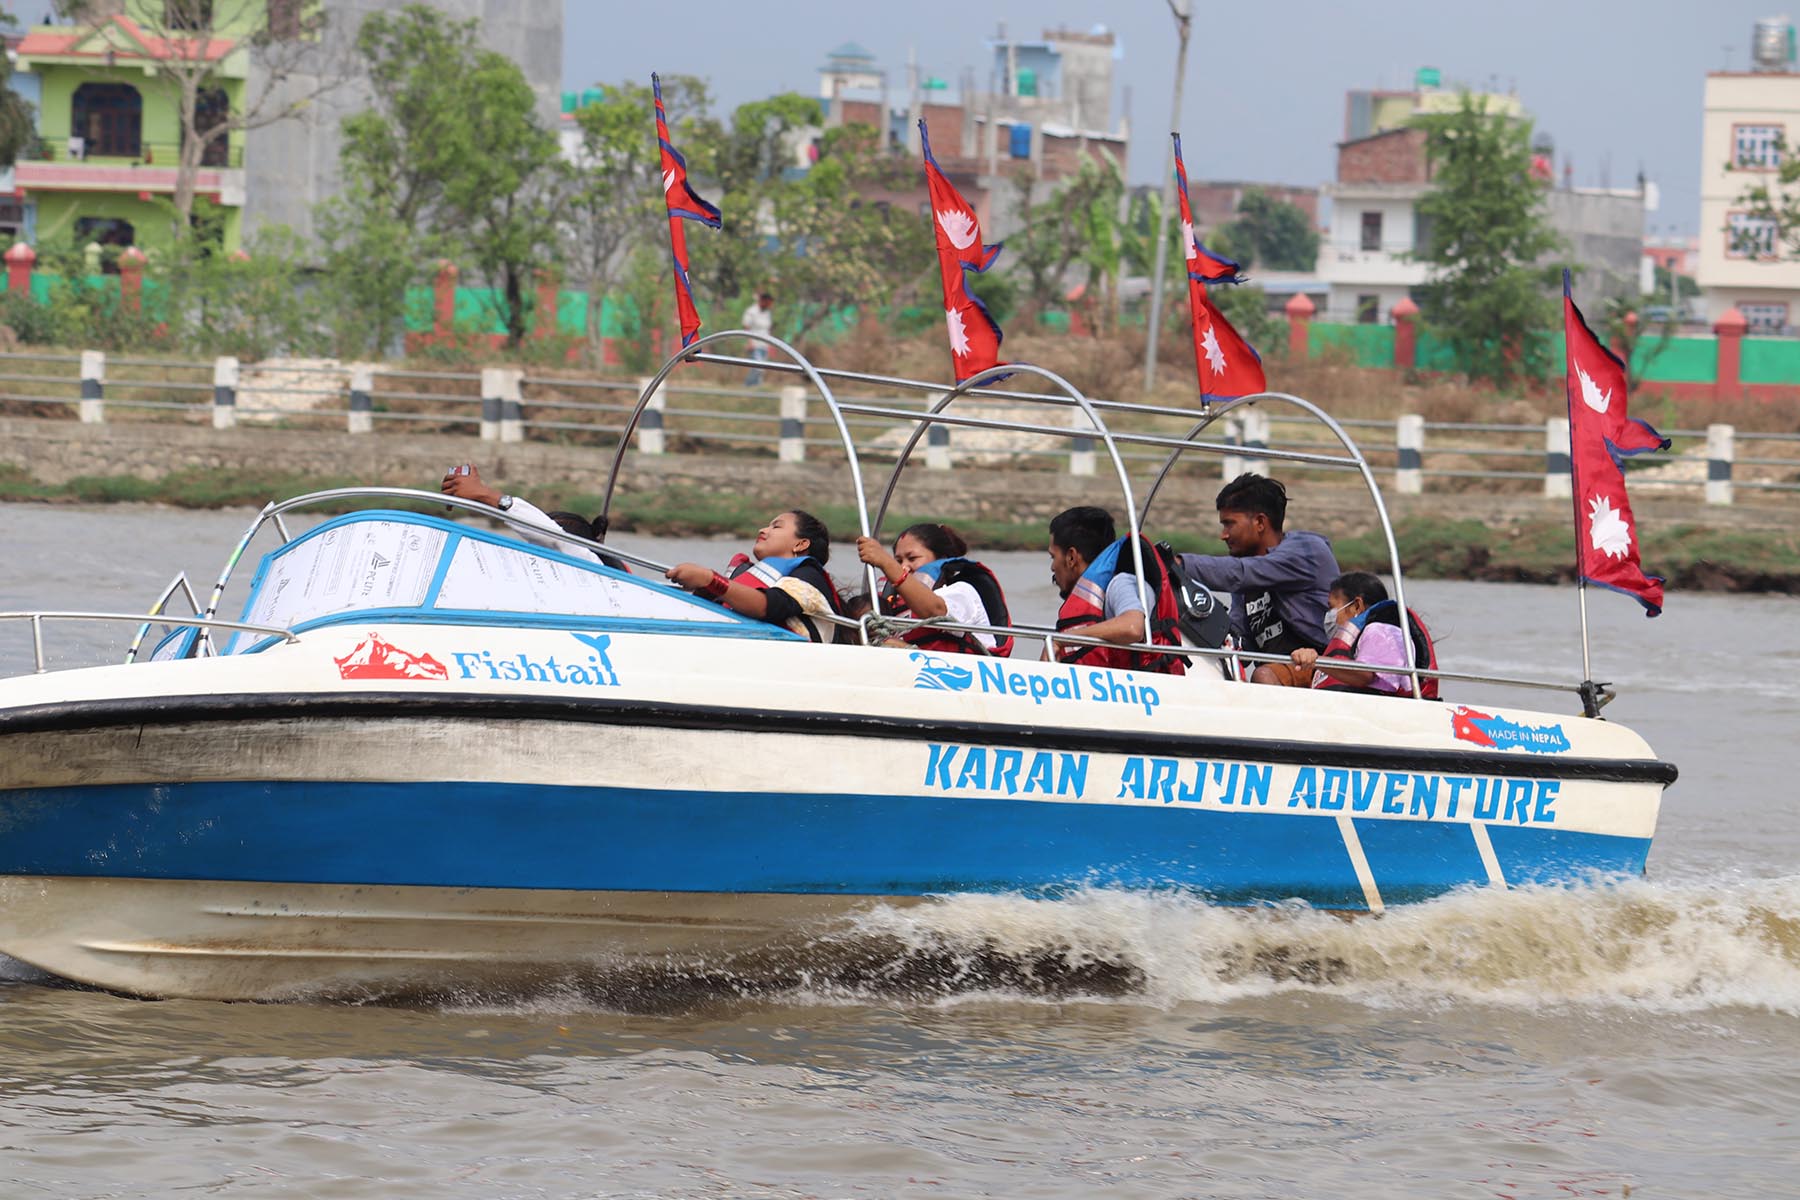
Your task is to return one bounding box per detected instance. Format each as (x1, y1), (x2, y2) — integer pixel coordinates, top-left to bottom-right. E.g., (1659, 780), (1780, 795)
(243, 0), (562, 244)
(13, 9), (254, 253)
(819, 26), (1130, 239)
(1695, 26), (1800, 333)
(6, 2), (561, 253)
(1320, 75), (1645, 323)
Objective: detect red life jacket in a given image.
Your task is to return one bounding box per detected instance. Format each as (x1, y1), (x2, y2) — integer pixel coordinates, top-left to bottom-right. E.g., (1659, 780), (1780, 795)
(880, 557), (1014, 657)
(1053, 536), (1187, 675)
(1311, 601), (1439, 700)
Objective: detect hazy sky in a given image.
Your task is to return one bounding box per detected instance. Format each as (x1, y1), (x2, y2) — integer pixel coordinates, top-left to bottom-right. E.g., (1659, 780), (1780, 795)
(565, 0), (1796, 237)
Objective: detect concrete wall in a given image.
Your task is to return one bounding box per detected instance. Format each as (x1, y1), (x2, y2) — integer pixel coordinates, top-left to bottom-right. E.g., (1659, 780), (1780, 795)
(243, 0), (562, 244)
(1545, 189), (1646, 314)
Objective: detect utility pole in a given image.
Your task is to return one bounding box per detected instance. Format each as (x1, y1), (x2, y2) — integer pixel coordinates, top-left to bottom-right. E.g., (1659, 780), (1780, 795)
(1142, 0), (1193, 392)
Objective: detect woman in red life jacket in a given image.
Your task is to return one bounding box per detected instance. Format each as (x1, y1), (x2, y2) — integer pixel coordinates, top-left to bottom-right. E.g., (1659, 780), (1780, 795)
(666, 510), (844, 642)
(1045, 506), (1186, 675)
(855, 523), (1013, 657)
(1288, 571), (1439, 699)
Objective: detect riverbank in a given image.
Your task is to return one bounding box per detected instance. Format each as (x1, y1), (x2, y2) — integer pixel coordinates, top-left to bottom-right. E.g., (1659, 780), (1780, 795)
(4, 462), (1797, 594)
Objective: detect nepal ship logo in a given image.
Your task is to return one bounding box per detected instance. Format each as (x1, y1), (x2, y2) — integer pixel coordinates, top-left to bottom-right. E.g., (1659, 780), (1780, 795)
(911, 651), (973, 692)
(1450, 705), (1570, 755)
(334, 633), (449, 681)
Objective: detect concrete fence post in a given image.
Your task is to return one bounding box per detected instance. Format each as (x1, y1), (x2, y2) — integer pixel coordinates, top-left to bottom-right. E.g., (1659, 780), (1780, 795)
(1222, 414), (1246, 481)
(1069, 408), (1097, 477)
(347, 365), (374, 435)
(636, 376), (666, 455)
(78, 349), (104, 424)
(478, 366), (503, 441)
(1395, 413), (1424, 495)
(1392, 297), (1419, 370)
(778, 386), (807, 463)
(211, 355), (238, 430)
(1240, 408), (1270, 477)
(1706, 422), (1735, 506)
(1544, 417), (1572, 499)
(925, 393), (951, 470)
(498, 367), (525, 444)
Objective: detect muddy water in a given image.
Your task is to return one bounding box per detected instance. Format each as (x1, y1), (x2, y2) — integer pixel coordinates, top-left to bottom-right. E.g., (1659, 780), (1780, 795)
(1, 502), (1797, 1198)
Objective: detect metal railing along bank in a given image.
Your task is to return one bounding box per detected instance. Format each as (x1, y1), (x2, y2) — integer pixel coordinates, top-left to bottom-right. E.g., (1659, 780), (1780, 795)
(0, 347), (1793, 506)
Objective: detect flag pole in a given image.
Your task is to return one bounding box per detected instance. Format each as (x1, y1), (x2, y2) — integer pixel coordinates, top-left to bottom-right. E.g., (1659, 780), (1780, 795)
(1563, 268), (1599, 714)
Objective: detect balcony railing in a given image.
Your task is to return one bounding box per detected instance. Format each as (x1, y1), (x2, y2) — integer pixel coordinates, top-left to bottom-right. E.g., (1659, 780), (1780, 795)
(19, 137), (243, 169)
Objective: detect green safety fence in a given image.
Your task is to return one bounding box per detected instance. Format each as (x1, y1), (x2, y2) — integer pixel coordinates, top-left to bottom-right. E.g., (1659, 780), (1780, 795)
(1309, 322), (1393, 367)
(1635, 336), (1715, 384)
(1739, 336), (1800, 385)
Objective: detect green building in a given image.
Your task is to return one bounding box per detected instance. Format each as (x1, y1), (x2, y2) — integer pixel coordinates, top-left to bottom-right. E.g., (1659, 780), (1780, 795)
(12, 4), (268, 254)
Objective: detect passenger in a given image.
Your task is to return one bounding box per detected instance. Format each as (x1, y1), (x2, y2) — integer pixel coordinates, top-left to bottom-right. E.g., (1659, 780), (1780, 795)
(1292, 571), (1440, 699)
(666, 510), (844, 642)
(856, 523), (1013, 656)
(1045, 506), (1185, 674)
(1174, 473), (1340, 686)
(441, 464), (630, 570)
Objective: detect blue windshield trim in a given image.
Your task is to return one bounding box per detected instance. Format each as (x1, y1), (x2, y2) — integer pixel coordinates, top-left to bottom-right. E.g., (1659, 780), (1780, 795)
(230, 607), (803, 655)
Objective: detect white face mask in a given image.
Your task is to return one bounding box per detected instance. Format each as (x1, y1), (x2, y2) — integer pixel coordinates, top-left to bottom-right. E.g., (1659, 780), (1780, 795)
(1323, 603), (1349, 639)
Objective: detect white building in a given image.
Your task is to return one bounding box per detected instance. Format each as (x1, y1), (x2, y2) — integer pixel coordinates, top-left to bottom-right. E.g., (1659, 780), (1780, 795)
(1696, 69), (1800, 332)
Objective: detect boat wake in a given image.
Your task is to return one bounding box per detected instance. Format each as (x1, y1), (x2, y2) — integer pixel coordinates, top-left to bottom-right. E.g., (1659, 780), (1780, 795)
(417, 875), (1800, 1017)
(813, 875), (1800, 1014)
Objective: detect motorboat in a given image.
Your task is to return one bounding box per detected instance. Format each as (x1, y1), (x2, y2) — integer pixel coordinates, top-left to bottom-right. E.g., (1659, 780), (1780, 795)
(0, 335), (1677, 1001)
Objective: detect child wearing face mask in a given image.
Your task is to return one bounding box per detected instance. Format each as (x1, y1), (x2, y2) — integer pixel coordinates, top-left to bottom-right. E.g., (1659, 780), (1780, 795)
(1287, 571), (1415, 695)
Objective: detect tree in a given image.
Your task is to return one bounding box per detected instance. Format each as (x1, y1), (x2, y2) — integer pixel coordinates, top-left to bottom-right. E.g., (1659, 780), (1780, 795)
(1733, 134), (1800, 259)
(1411, 93), (1566, 386)
(0, 12), (34, 167)
(60, 0), (340, 240)
(1213, 188), (1318, 272)
(326, 5), (561, 350)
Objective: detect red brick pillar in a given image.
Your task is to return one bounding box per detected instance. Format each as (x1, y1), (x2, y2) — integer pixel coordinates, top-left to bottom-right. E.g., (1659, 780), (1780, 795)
(1285, 292), (1314, 361)
(1714, 307), (1747, 401)
(433, 260), (458, 345)
(118, 246), (146, 312)
(1392, 296), (1419, 369)
(4, 241), (34, 294)
(532, 268), (559, 341)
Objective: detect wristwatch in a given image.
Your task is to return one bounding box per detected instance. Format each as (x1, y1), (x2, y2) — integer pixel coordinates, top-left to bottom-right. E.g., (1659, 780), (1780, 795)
(497, 494), (514, 511)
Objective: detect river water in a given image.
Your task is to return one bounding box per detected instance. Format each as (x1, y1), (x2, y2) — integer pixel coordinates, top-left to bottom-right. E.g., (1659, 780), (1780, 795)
(1, 502), (1796, 1198)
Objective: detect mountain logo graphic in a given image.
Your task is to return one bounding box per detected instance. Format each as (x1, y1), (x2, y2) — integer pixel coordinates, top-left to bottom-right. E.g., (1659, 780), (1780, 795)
(334, 633), (449, 681)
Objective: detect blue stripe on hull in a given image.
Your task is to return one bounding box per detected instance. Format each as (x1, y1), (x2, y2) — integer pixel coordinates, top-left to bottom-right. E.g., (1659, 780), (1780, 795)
(0, 781), (1650, 909)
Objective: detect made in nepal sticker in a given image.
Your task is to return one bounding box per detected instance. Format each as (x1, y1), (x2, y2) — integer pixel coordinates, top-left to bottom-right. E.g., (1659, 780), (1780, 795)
(1450, 705), (1570, 755)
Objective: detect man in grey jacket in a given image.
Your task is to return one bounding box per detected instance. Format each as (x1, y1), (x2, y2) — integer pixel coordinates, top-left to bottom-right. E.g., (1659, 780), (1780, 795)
(1176, 473), (1340, 685)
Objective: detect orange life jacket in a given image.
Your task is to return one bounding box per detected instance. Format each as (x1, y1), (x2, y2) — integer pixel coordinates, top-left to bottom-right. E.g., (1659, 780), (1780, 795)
(880, 557), (1014, 657)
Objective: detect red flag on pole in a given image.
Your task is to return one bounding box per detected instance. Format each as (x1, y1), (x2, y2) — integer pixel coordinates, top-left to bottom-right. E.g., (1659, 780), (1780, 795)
(1563, 269), (1670, 615)
(654, 73), (721, 349)
(920, 119), (1006, 384)
(1172, 135), (1264, 401)
(1172, 134), (1247, 285)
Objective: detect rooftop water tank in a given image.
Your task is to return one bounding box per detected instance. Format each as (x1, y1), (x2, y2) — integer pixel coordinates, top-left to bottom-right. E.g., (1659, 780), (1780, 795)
(1415, 66), (1441, 89)
(1752, 17), (1796, 72)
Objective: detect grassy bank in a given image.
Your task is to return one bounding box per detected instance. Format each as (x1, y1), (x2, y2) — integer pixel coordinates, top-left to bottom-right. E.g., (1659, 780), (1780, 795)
(4, 464), (1797, 595)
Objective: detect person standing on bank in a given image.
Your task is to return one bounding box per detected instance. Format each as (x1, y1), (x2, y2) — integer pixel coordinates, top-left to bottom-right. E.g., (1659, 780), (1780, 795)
(742, 291), (775, 385)
(1175, 473), (1340, 686)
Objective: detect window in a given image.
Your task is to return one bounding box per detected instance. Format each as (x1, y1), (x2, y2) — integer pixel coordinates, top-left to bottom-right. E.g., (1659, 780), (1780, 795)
(1727, 211), (1780, 258)
(1740, 302), (1789, 332)
(1734, 124), (1784, 170)
(70, 83), (142, 158)
(191, 87), (230, 167)
(74, 218), (135, 271)
(163, 0), (214, 31)
(1360, 211), (1383, 252)
(267, 0), (302, 39)
(1355, 294), (1380, 324)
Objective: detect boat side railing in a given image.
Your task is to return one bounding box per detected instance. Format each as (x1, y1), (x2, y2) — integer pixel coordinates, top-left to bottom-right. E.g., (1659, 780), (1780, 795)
(0, 612), (299, 675)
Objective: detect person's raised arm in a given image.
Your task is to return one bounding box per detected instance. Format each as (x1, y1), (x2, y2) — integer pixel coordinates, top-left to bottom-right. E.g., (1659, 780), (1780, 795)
(1179, 537), (1325, 592)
